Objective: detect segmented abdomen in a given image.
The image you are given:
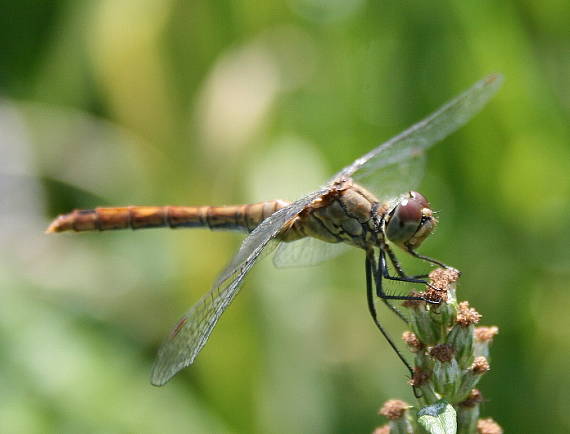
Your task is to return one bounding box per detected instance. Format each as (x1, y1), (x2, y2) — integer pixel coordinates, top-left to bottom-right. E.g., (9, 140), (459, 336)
(46, 200), (291, 234)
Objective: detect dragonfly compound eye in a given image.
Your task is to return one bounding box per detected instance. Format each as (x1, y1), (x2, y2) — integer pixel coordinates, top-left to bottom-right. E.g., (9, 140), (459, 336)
(386, 192), (437, 249)
(409, 191), (429, 209)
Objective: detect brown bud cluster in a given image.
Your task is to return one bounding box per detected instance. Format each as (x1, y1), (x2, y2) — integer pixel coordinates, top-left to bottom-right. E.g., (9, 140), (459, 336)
(471, 357), (490, 375)
(429, 344), (455, 363)
(372, 425), (390, 434)
(428, 267), (460, 288)
(475, 326), (499, 342)
(477, 418), (503, 434)
(409, 367), (430, 387)
(459, 389), (484, 408)
(456, 301), (481, 327)
(422, 286), (448, 304)
(378, 399), (410, 420)
(402, 331), (424, 352)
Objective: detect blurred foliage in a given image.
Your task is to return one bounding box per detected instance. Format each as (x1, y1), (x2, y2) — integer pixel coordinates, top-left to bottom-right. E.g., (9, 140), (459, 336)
(1, 0), (569, 433)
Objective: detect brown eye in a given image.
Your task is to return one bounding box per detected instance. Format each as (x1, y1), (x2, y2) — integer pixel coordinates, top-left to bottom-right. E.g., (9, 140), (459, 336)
(410, 191), (429, 209)
(385, 192), (428, 244)
(396, 197), (423, 225)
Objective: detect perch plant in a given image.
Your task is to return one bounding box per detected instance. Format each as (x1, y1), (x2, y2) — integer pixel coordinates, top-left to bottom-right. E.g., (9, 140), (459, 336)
(373, 268), (501, 434)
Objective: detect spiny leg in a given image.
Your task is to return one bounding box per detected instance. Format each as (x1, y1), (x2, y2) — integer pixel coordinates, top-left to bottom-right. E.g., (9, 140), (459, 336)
(367, 252), (424, 399)
(368, 250), (409, 323)
(406, 248), (452, 270)
(380, 248), (429, 285)
(385, 244), (428, 279)
(381, 249), (450, 294)
(365, 252), (414, 377)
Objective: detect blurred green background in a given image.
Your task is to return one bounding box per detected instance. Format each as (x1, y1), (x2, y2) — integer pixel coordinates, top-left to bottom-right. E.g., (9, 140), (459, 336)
(1, 1), (569, 433)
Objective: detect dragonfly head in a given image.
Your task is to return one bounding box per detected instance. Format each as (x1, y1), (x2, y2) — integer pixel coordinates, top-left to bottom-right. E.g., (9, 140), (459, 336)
(385, 191), (437, 250)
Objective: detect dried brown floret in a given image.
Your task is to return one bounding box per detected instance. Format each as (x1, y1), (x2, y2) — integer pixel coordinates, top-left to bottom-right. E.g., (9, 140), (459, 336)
(402, 331), (425, 352)
(471, 356), (490, 374)
(429, 267), (460, 289)
(474, 326), (499, 342)
(423, 286), (448, 304)
(456, 301), (481, 327)
(409, 367), (431, 387)
(429, 344), (455, 362)
(378, 399), (410, 420)
(477, 418), (503, 434)
(459, 389), (484, 408)
(372, 425), (390, 434)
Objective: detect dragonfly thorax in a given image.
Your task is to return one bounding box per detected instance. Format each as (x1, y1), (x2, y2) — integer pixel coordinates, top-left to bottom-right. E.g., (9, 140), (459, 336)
(384, 191), (437, 250)
(280, 180), (382, 248)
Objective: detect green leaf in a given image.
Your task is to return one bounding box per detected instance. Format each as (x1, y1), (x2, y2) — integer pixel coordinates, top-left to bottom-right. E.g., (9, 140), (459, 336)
(417, 400), (457, 434)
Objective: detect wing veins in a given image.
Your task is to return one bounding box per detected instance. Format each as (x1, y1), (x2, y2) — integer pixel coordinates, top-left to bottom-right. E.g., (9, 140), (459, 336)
(150, 188), (327, 386)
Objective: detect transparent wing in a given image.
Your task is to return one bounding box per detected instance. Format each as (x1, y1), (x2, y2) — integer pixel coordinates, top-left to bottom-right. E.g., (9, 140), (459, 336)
(150, 187), (328, 386)
(354, 151), (426, 203)
(331, 74), (503, 200)
(272, 237), (350, 268)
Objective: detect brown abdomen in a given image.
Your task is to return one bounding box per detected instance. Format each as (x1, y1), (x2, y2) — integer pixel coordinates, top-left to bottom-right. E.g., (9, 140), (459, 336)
(46, 200), (290, 234)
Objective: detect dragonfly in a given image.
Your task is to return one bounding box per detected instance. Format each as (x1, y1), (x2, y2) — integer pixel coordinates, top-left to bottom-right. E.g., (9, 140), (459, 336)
(47, 74), (503, 386)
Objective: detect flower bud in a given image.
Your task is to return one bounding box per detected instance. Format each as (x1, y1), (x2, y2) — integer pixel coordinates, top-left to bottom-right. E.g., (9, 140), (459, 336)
(403, 295), (444, 345)
(409, 367), (438, 406)
(378, 400), (413, 434)
(372, 425), (390, 434)
(447, 324), (474, 369)
(402, 331), (431, 371)
(430, 344), (461, 399)
(447, 302), (481, 369)
(457, 357), (490, 401)
(477, 418), (503, 434)
(427, 268), (460, 328)
(474, 326), (499, 361)
(457, 389), (483, 434)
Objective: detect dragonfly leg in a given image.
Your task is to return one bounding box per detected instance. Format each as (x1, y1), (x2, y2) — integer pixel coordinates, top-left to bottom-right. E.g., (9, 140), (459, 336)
(372, 250), (433, 302)
(385, 244), (406, 277)
(365, 252), (414, 377)
(381, 248), (423, 284)
(376, 249), (440, 304)
(406, 248), (454, 271)
(385, 244), (429, 279)
(368, 252), (408, 323)
(367, 252), (425, 399)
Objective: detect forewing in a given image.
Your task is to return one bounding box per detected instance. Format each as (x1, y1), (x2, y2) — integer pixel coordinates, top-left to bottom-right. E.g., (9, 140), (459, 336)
(331, 74), (503, 200)
(354, 151), (426, 204)
(272, 237), (350, 268)
(150, 188), (328, 386)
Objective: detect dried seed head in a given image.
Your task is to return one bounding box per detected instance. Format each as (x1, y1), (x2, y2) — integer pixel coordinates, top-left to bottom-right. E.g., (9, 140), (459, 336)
(378, 399), (410, 420)
(402, 331), (424, 352)
(409, 367), (431, 387)
(430, 344), (455, 363)
(409, 367), (430, 387)
(459, 389), (484, 408)
(477, 418), (503, 434)
(429, 267), (460, 289)
(423, 287), (448, 304)
(456, 301), (481, 327)
(475, 326), (499, 342)
(471, 357), (490, 375)
(372, 425), (390, 434)
(473, 326), (498, 360)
